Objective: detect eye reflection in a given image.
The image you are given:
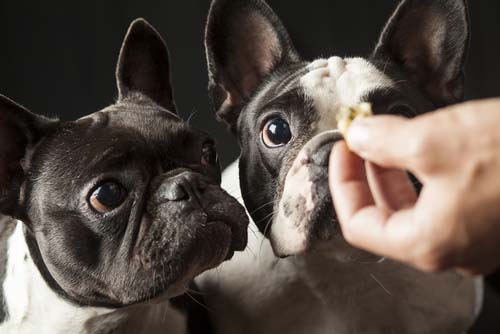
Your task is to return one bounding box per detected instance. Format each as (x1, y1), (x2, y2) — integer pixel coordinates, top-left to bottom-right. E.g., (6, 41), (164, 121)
(89, 181), (126, 213)
(261, 118), (292, 148)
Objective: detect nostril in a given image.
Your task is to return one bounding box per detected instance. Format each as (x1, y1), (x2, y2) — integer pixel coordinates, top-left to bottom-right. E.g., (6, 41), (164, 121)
(159, 171), (208, 203)
(311, 142), (335, 167)
(304, 130), (343, 167)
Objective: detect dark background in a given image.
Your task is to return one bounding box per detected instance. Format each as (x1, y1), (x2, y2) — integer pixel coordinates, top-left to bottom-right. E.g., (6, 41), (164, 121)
(1, 0), (500, 330)
(1, 1), (499, 166)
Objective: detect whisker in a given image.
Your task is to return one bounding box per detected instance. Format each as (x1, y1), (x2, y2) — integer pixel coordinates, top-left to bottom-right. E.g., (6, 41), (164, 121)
(369, 272), (393, 297)
(186, 288), (208, 296)
(246, 243), (256, 257)
(247, 223), (259, 240)
(187, 110), (199, 125)
(185, 291), (214, 314)
(249, 201), (274, 215)
(255, 210), (276, 229)
(258, 210), (278, 255)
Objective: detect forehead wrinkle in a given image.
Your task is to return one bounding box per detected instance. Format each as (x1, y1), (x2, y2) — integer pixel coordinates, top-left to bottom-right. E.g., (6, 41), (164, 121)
(85, 147), (135, 172)
(273, 66), (309, 94)
(260, 87), (305, 113)
(248, 63), (308, 109)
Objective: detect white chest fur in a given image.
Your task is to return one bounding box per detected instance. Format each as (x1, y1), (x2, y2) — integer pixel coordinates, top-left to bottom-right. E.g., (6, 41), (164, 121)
(197, 161), (483, 334)
(0, 222), (187, 334)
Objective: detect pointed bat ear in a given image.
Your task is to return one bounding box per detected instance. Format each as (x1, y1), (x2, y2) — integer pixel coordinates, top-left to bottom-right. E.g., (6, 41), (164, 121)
(205, 0), (300, 131)
(0, 94), (57, 216)
(373, 0), (470, 107)
(116, 18), (177, 114)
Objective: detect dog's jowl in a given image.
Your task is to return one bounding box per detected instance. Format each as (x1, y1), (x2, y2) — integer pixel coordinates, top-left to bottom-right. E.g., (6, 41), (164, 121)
(199, 0), (483, 333)
(0, 19), (248, 334)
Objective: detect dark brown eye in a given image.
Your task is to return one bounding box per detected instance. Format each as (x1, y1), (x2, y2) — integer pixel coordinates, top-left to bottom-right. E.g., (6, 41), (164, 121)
(89, 182), (126, 213)
(201, 141), (218, 166)
(261, 117), (292, 148)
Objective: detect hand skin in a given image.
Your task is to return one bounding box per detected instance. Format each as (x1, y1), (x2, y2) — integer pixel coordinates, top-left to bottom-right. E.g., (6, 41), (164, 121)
(329, 98), (500, 275)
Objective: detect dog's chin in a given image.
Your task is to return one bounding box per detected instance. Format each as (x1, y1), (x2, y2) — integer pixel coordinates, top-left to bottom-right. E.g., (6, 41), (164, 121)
(269, 210), (338, 258)
(206, 221), (237, 260)
(269, 130), (344, 257)
(270, 209), (382, 263)
(116, 197), (248, 305)
(137, 227), (234, 304)
(201, 221), (236, 262)
(131, 220), (243, 304)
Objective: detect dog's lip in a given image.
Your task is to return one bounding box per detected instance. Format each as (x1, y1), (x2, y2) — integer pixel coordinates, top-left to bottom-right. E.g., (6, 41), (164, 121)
(205, 221), (236, 260)
(206, 210), (248, 252)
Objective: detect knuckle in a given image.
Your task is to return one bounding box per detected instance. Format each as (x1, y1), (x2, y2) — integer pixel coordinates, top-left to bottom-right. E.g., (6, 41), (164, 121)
(408, 134), (437, 172)
(341, 225), (357, 245)
(341, 222), (364, 247)
(413, 228), (459, 272)
(411, 219), (456, 272)
(415, 247), (450, 272)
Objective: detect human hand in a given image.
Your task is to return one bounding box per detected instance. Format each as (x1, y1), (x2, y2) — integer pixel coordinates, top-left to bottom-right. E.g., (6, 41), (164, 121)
(329, 98), (500, 275)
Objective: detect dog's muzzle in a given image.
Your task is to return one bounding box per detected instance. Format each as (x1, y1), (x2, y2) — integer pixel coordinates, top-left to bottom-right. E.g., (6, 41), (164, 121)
(271, 130), (343, 257)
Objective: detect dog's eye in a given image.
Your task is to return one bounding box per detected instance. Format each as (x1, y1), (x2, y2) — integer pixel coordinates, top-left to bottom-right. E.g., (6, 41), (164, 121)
(201, 140), (218, 166)
(261, 118), (292, 148)
(89, 182), (126, 213)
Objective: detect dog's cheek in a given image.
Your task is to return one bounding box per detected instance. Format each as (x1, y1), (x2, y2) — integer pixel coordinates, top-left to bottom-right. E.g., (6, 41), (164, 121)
(271, 151), (316, 257)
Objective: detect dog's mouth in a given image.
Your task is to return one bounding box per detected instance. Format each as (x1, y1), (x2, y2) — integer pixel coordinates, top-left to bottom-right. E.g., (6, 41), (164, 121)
(270, 130), (343, 257)
(206, 203), (249, 255)
(125, 185), (248, 303)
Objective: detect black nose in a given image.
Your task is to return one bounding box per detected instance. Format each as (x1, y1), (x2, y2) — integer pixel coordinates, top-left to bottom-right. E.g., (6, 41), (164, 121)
(159, 171), (208, 202)
(306, 130), (343, 166)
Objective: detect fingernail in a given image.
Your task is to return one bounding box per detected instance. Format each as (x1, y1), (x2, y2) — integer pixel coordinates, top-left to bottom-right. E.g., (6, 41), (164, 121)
(346, 119), (372, 151)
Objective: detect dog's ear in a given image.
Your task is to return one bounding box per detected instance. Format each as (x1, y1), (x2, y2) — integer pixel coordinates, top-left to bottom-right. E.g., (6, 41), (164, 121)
(205, 0), (300, 132)
(0, 95), (56, 217)
(116, 18), (177, 113)
(373, 0), (470, 106)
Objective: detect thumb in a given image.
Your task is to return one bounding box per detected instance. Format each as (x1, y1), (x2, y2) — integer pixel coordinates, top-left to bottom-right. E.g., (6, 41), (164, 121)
(345, 115), (421, 171)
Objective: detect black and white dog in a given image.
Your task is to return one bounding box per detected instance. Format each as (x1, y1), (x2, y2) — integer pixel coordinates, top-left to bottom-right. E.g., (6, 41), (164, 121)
(0, 19), (248, 334)
(198, 0), (483, 333)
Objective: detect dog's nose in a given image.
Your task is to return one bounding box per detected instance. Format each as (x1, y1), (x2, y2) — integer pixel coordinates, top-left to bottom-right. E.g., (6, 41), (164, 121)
(305, 130), (344, 166)
(159, 171), (208, 202)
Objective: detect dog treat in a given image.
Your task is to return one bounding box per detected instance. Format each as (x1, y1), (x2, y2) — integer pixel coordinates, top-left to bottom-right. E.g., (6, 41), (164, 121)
(336, 102), (373, 138)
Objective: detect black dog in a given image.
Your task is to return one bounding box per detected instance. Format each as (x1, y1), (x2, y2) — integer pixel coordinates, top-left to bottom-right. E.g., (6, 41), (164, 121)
(0, 19), (248, 334)
(199, 0), (482, 333)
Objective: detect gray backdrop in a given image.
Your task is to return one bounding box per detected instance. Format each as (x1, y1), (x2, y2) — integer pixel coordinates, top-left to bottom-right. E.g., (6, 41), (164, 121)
(1, 0), (499, 166)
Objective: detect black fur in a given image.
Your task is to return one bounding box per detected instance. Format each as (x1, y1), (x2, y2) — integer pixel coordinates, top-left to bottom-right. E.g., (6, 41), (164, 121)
(205, 0), (470, 252)
(0, 18), (248, 332)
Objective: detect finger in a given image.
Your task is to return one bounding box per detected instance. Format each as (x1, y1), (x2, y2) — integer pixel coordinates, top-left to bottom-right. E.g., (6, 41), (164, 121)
(365, 162), (417, 211)
(331, 143), (429, 265)
(345, 115), (427, 171)
(340, 206), (422, 264)
(329, 141), (375, 224)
